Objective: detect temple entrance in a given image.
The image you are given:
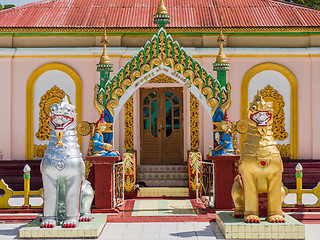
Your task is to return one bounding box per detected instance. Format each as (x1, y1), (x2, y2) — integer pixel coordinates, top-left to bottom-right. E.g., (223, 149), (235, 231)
(140, 87), (184, 165)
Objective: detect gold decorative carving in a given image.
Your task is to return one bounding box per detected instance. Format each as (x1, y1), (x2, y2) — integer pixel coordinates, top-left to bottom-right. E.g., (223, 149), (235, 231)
(148, 74), (178, 83)
(159, 32), (166, 54)
(34, 144), (47, 158)
(181, 51), (186, 68)
(152, 38), (157, 59)
(167, 38), (172, 58)
(190, 93), (200, 150)
(36, 86), (71, 141)
(76, 121), (91, 136)
(173, 44), (179, 63)
(260, 85), (288, 141)
(139, 51), (144, 68)
(124, 96), (134, 151)
(84, 159), (93, 180)
(146, 44), (151, 63)
(277, 144), (290, 158)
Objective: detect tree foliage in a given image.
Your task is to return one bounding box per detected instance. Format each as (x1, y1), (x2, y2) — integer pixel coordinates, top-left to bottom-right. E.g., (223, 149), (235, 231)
(281, 0), (320, 10)
(0, 4), (16, 10)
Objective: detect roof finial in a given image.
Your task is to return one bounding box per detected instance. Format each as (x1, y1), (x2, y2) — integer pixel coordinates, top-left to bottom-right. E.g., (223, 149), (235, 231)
(154, 0), (170, 28)
(215, 27), (228, 63)
(99, 19), (111, 65)
(157, 0), (168, 15)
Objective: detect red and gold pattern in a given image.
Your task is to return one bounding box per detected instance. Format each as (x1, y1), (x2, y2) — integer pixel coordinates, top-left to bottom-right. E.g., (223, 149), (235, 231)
(123, 152), (136, 193)
(188, 151), (202, 192)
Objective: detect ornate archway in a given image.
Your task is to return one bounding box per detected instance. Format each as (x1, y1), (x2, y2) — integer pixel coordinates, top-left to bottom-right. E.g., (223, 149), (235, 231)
(98, 28), (231, 119)
(94, 28), (232, 151)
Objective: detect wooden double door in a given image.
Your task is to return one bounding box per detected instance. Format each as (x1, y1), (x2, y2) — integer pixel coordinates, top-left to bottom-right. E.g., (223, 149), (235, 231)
(140, 88), (184, 165)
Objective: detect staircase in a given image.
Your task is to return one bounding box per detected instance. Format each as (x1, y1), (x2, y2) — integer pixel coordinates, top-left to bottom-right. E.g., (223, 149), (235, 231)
(136, 165), (189, 197)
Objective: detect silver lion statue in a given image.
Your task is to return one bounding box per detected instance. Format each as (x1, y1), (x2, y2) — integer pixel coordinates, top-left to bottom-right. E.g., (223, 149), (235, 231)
(41, 96), (94, 228)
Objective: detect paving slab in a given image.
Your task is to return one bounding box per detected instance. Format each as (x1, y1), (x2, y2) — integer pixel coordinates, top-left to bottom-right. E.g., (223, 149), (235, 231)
(216, 211), (305, 239)
(18, 214), (106, 239)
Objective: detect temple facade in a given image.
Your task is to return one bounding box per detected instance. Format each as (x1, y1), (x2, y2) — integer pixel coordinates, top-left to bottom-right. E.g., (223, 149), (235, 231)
(0, 0), (320, 166)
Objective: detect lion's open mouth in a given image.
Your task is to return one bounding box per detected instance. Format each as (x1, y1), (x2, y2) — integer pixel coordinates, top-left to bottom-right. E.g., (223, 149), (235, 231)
(250, 111), (271, 127)
(50, 115), (74, 130)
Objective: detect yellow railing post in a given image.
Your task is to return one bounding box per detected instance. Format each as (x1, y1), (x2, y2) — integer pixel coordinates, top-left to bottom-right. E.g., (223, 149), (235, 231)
(23, 164), (31, 208)
(295, 163), (303, 205)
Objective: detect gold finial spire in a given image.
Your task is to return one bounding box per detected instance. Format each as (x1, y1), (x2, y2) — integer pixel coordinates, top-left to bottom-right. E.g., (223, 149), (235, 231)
(215, 28), (228, 64)
(157, 0), (168, 15)
(99, 20), (111, 65)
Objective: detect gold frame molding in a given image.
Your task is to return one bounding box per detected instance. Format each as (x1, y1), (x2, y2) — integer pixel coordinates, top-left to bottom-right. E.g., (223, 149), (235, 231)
(26, 63), (82, 160)
(241, 63), (298, 159)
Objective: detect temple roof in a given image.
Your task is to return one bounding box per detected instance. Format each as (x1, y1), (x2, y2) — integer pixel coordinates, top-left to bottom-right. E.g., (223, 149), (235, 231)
(0, 0), (319, 29)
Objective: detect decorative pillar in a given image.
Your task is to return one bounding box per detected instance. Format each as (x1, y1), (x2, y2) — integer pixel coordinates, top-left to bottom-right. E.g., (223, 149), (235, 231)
(213, 28), (229, 104)
(96, 26), (114, 145)
(210, 29), (233, 156)
(207, 29), (238, 209)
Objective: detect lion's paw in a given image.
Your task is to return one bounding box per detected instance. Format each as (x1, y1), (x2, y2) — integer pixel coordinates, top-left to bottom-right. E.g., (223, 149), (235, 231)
(268, 215), (285, 223)
(232, 209), (244, 218)
(244, 215), (260, 223)
(41, 217), (56, 228)
(63, 217), (78, 228)
(79, 213), (92, 222)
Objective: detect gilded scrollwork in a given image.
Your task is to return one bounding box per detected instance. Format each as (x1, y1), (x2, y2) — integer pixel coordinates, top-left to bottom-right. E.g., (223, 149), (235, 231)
(145, 44), (151, 63)
(84, 159), (93, 180)
(260, 85), (288, 141)
(190, 93), (200, 150)
(34, 144), (48, 158)
(124, 96), (134, 151)
(167, 38), (172, 58)
(36, 86), (71, 141)
(276, 144), (290, 158)
(148, 74), (177, 83)
(152, 38), (158, 58)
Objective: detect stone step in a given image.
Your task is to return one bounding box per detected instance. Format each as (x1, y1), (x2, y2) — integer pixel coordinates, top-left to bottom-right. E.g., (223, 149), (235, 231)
(137, 165), (187, 173)
(136, 179), (188, 187)
(137, 187), (189, 198)
(137, 172), (188, 181)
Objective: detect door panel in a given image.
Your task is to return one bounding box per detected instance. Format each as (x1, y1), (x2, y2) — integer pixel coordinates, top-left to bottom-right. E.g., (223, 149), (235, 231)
(140, 88), (183, 165)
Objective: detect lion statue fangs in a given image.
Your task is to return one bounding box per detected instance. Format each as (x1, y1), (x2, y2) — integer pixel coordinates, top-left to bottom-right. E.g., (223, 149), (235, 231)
(231, 91), (286, 223)
(40, 96), (94, 228)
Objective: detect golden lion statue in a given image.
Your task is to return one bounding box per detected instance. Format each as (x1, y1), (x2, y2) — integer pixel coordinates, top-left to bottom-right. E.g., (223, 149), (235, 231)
(231, 91), (286, 223)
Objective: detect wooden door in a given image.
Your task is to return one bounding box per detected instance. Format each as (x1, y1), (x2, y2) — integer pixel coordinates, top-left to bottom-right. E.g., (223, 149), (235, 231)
(140, 88), (184, 165)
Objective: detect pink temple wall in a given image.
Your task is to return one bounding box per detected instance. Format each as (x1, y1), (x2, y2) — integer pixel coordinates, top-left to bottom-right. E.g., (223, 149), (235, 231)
(0, 53), (319, 160)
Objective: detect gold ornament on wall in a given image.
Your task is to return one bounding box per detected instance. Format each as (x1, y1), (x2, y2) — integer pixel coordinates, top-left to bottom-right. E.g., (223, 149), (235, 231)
(36, 86), (71, 141)
(190, 93), (200, 150)
(148, 74), (178, 83)
(260, 85), (288, 141)
(124, 96), (134, 151)
(34, 144), (47, 158)
(277, 144), (290, 158)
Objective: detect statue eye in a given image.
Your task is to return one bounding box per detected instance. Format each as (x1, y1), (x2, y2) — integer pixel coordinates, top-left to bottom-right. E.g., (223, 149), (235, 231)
(251, 105), (257, 111)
